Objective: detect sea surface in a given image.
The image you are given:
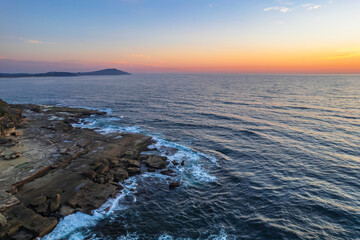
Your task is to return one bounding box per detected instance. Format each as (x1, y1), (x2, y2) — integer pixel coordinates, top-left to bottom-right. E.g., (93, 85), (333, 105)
(0, 74), (359, 240)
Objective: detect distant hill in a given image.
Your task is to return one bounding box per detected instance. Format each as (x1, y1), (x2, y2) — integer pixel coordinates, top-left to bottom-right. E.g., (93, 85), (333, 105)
(0, 68), (131, 78)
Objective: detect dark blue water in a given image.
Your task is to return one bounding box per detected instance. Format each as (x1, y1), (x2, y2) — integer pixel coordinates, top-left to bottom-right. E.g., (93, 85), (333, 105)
(1, 74), (360, 239)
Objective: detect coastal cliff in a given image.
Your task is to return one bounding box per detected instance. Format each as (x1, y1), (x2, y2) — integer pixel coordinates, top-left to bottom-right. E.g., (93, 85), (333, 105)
(0, 100), (179, 239)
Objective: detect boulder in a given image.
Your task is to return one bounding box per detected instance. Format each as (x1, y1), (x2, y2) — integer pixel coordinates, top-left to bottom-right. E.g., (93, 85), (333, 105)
(96, 177), (105, 184)
(113, 169), (129, 182)
(139, 155), (148, 161)
(123, 149), (139, 159)
(127, 159), (141, 168)
(104, 172), (114, 183)
(49, 194), (61, 212)
(36, 201), (49, 214)
(119, 158), (140, 168)
(108, 158), (120, 167)
(160, 169), (176, 176)
(145, 156), (167, 169)
(169, 181), (180, 189)
(67, 182), (117, 213)
(59, 205), (75, 217)
(127, 167), (140, 175)
(95, 164), (109, 174)
(84, 170), (97, 180)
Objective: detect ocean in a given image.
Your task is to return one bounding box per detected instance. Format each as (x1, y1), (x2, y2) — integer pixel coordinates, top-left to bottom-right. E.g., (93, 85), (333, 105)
(0, 74), (359, 239)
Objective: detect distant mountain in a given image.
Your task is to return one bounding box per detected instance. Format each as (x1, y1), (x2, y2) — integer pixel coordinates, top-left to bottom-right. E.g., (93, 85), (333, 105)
(0, 68), (131, 78)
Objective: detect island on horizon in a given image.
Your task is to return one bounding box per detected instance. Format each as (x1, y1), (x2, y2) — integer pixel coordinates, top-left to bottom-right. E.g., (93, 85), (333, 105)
(0, 68), (131, 78)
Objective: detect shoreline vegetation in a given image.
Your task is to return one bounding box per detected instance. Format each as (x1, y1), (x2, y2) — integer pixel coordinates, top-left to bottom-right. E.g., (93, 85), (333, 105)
(0, 68), (130, 78)
(0, 99), (180, 239)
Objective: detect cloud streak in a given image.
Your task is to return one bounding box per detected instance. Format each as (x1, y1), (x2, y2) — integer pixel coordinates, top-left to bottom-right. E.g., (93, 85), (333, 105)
(302, 4), (321, 10)
(264, 6), (292, 13)
(27, 39), (56, 45)
(265, 2), (322, 13)
(327, 51), (360, 60)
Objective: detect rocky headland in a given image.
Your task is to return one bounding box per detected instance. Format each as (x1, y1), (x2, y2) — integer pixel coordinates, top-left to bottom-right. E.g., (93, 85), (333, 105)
(0, 68), (131, 78)
(0, 99), (180, 239)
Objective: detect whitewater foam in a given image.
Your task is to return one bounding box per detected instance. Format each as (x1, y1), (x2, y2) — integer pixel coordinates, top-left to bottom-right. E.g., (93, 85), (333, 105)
(71, 111), (218, 183)
(43, 108), (220, 239)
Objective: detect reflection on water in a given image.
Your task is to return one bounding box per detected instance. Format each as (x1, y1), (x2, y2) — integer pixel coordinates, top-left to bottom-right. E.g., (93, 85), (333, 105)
(1, 74), (359, 239)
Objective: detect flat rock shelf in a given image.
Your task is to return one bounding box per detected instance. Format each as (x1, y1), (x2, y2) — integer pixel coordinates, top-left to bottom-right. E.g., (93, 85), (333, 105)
(0, 100), (178, 239)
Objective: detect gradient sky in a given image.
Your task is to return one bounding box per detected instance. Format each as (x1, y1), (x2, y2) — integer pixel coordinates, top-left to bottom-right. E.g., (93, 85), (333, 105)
(1, 0), (360, 73)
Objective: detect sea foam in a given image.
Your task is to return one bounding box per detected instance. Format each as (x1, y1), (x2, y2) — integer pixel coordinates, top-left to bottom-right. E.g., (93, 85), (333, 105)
(43, 109), (220, 239)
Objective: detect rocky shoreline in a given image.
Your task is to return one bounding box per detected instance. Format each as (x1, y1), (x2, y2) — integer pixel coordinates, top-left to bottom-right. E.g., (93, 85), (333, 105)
(0, 100), (180, 239)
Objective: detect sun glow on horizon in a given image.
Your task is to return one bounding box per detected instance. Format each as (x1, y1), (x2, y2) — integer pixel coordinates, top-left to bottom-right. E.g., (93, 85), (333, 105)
(0, 0), (359, 73)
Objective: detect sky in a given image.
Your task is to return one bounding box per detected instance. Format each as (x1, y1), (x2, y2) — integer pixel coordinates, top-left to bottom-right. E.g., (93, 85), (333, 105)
(0, 0), (360, 74)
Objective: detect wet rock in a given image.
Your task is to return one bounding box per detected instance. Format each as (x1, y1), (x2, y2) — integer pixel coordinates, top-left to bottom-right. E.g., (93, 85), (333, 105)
(113, 169), (129, 182)
(128, 159), (141, 168)
(160, 169), (176, 176)
(59, 205), (75, 217)
(36, 201), (49, 214)
(145, 155), (168, 169)
(104, 172), (114, 183)
(127, 167), (140, 176)
(169, 181), (180, 189)
(0, 212), (6, 227)
(84, 170), (97, 180)
(181, 160), (185, 166)
(96, 177), (105, 184)
(108, 158), (120, 167)
(139, 154), (148, 161)
(172, 160), (179, 166)
(67, 182), (116, 214)
(95, 164), (109, 174)
(109, 181), (123, 190)
(50, 194), (61, 212)
(120, 158), (141, 168)
(9, 229), (34, 240)
(122, 149), (138, 159)
(30, 196), (47, 207)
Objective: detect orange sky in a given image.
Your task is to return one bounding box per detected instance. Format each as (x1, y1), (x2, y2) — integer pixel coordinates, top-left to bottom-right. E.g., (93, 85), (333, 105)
(1, 0), (359, 73)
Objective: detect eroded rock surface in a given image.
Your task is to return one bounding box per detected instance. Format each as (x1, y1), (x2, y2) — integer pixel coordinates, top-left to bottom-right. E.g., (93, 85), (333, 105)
(0, 100), (159, 239)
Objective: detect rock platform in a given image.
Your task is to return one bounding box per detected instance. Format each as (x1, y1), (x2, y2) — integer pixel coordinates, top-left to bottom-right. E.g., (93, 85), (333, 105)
(0, 100), (179, 239)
